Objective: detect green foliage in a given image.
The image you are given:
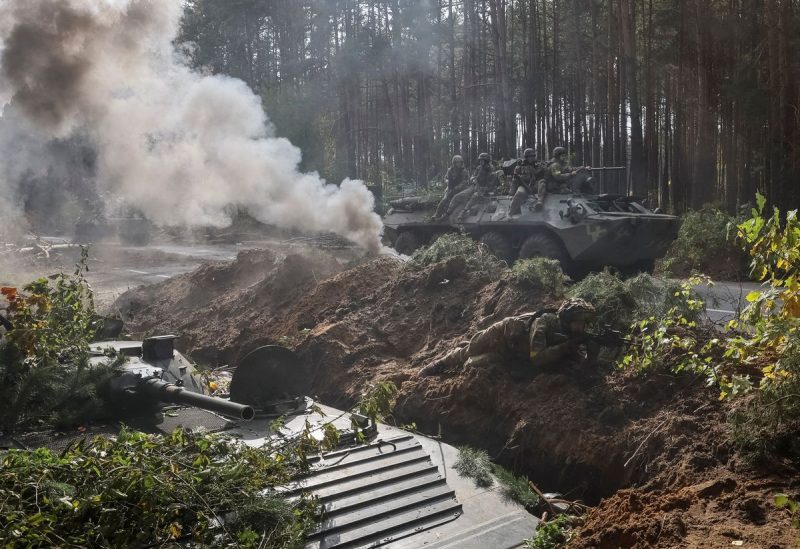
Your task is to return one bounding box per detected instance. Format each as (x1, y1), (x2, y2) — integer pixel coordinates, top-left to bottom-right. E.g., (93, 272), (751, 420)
(491, 463), (540, 509)
(356, 380), (398, 423)
(511, 258), (568, 296)
(454, 446), (494, 488)
(722, 194), (800, 462)
(407, 233), (505, 275)
(660, 206), (743, 277)
(621, 195), (800, 462)
(0, 428), (315, 548)
(3, 247), (96, 364)
(0, 250), (120, 431)
(618, 276), (720, 382)
(523, 514), (572, 549)
(568, 271), (701, 331)
(453, 447), (540, 508)
(774, 494), (800, 530)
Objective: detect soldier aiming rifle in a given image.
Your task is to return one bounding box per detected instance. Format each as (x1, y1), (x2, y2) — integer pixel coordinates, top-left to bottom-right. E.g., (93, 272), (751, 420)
(421, 298), (632, 376)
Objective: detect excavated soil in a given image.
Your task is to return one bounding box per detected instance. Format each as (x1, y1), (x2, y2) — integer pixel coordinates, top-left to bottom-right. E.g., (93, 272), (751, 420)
(117, 248), (799, 548)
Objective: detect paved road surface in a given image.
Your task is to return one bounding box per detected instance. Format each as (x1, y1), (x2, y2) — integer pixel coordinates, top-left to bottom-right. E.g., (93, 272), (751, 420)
(692, 280), (764, 324)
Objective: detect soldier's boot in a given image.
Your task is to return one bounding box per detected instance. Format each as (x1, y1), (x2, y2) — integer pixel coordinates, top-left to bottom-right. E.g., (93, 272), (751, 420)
(533, 181), (546, 211)
(463, 353), (497, 370)
(509, 187), (528, 216)
(420, 346), (466, 376)
(432, 189), (456, 220)
(420, 360), (446, 376)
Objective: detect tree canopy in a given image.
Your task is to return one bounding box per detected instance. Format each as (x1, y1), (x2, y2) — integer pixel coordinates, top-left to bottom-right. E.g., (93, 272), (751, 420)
(180, 0), (800, 213)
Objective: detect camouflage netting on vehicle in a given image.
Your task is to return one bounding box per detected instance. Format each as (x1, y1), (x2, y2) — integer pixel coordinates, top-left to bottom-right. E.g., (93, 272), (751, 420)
(117, 249), (798, 549)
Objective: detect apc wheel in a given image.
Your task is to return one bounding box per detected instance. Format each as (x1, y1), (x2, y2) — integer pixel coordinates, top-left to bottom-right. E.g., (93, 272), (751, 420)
(394, 231), (421, 255)
(518, 232), (570, 267)
(479, 231), (513, 263)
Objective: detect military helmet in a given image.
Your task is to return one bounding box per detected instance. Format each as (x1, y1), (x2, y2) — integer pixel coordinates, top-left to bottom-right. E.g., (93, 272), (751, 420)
(478, 152), (491, 162)
(553, 146), (567, 158)
(523, 148), (535, 159)
(452, 155), (464, 166)
(557, 298), (595, 323)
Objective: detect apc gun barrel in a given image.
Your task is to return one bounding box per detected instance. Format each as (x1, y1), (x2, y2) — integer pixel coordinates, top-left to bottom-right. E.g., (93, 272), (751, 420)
(140, 378), (255, 421)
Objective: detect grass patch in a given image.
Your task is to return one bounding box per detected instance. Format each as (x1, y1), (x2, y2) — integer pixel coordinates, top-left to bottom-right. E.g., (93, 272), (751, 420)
(454, 446), (494, 487)
(511, 258), (568, 296)
(454, 447), (540, 508)
(407, 233), (505, 275)
(492, 463), (540, 509)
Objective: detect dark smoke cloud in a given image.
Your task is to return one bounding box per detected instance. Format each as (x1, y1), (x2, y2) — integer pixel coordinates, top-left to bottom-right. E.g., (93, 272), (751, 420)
(0, 0), (384, 251)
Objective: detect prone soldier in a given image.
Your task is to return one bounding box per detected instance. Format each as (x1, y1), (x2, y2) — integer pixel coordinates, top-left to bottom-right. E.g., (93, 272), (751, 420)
(420, 298), (599, 376)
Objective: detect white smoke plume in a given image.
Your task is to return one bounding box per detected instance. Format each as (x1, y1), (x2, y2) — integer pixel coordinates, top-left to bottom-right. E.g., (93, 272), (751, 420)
(0, 0), (383, 251)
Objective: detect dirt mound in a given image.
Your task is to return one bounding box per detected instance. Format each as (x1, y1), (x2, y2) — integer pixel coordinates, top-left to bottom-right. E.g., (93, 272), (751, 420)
(117, 247), (344, 365)
(115, 250), (798, 547)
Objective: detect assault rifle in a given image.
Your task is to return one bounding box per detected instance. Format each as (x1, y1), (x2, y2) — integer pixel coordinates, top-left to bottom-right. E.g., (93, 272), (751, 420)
(581, 326), (633, 348)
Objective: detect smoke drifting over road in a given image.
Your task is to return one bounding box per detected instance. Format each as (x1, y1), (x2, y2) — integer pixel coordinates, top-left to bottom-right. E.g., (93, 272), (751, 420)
(0, 0), (383, 251)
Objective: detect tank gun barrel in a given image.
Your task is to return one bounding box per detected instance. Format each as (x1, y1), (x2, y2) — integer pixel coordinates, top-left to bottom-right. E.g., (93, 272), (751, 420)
(139, 378), (255, 421)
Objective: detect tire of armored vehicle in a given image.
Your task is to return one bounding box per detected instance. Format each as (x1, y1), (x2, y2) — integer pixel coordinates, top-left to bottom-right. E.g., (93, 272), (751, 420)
(382, 191), (678, 277)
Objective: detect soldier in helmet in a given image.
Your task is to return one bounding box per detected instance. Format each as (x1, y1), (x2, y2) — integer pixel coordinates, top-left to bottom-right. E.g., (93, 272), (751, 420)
(419, 298), (598, 376)
(536, 146), (578, 208)
(529, 298), (598, 368)
(450, 152), (501, 221)
(510, 148), (544, 216)
(473, 152), (497, 192)
(433, 155), (470, 220)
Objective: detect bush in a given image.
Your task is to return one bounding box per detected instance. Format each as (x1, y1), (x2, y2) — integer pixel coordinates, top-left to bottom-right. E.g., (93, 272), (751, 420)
(407, 233), (505, 275)
(723, 195), (800, 462)
(511, 258), (568, 296)
(661, 207), (744, 278)
(567, 271), (700, 330)
(0, 428), (315, 548)
(0, 250), (120, 431)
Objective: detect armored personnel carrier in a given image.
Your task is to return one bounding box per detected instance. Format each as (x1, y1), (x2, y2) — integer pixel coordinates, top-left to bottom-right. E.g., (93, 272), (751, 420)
(383, 190), (678, 275)
(3, 336), (540, 548)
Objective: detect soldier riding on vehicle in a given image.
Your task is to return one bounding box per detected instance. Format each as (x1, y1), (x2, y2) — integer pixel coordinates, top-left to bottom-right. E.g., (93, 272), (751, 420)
(537, 146), (576, 207)
(433, 155), (470, 220)
(510, 148), (544, 216)
(444, 152), (500, 221)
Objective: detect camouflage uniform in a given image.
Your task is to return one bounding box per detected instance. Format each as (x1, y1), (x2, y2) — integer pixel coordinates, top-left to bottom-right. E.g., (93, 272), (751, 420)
(424, 313), (535, 373)
(420, 298), (597, 375)
(538, 147), (575, 206)
(434, 157), (470, 219)
(456, 154), (499, 220)
(473, 164), (497, 193)
(510, 149), (543, 215)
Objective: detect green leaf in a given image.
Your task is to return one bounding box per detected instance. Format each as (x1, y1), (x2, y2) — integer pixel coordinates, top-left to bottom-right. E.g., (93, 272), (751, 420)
(745, 291), (762, 303)
(775, 494), (790, 507)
